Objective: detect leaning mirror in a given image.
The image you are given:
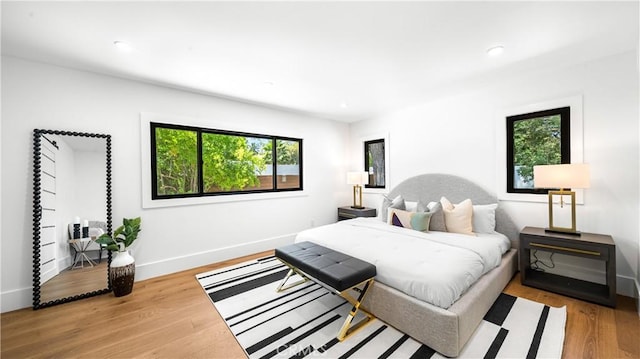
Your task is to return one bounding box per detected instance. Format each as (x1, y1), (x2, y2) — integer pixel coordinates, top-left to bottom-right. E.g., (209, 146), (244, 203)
(32, 129), (112, 309)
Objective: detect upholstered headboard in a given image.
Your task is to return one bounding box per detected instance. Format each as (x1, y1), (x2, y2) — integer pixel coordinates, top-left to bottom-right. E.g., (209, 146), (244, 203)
(387, 173), (520, 250)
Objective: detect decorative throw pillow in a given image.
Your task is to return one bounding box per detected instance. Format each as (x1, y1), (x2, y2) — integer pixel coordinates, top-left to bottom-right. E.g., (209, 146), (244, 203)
(472, 203), (498, 234)
(388, 208), (432, 232)
(405, 200), (429, 213)
(426, 201), (447, 232)
(380, 195), (406, 221)
(440, 197), (474, 235)
(405, 201), (418, 212)
(416, 200), (429, 212)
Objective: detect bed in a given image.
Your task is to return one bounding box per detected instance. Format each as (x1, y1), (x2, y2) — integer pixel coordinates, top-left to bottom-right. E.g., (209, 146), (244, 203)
(295, 174), (520, 357)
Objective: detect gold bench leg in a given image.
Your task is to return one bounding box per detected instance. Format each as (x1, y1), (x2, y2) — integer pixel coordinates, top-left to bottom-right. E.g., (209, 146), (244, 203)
(276, 264), (309, 293)
(275, 259), (376, 341)
(337, 278), (376, 341)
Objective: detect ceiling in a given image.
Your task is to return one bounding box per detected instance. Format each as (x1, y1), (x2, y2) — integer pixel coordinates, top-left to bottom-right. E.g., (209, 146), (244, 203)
(2, 1), (638, 122)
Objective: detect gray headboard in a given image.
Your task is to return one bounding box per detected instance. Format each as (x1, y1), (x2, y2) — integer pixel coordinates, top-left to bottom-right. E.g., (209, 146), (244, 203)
(387, 173), (520, 250)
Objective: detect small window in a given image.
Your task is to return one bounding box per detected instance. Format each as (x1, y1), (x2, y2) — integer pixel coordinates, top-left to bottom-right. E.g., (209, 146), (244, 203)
(364, 139), (385, 189)
(151, 122), (302, 199)
(506, 107), (570, 194)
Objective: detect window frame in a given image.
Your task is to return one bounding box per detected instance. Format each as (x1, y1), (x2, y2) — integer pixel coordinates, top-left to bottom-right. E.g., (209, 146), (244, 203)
(150, 122), (303, 200)
(505, 106), (570, 195)
(364, 138), (386, 189)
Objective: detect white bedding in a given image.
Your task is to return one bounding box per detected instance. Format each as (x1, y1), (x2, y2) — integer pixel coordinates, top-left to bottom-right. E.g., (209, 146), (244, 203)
(295, 217), (511, 309)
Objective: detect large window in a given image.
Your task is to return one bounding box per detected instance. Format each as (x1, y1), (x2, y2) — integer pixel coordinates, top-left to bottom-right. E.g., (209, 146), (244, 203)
(151, 122), (302, 199)
(506, 107), (570, 194)
(364, 139), (385, 189)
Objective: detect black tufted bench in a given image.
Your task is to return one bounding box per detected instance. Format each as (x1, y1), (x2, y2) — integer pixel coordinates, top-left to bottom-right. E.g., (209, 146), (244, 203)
(275, 241), (377, 341)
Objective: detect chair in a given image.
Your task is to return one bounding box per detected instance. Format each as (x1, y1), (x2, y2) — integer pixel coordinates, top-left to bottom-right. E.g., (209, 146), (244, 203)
(67, 220), (108, 265)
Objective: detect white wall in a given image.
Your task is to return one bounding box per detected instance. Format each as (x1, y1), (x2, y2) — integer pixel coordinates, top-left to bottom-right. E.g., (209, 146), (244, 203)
(73, 149), (107, 222)
(1, 56), (350, 312)
(350, 51), (640, 297)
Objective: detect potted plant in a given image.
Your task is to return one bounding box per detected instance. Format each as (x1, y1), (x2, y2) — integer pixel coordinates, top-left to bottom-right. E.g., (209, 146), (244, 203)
(97, 217), (141, 297)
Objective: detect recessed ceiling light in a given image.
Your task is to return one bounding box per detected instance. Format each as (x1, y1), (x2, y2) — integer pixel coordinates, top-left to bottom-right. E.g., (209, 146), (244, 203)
(263, 81), (275, 86)
(486, 45), (504, 56)
(113, 41), (132, 52)
(340, 102), (349, 108)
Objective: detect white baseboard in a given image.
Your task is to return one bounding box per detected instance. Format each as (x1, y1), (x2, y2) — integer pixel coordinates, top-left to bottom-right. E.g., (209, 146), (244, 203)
(636, 279), (640, 317)
(1, 286), (33, 313)
(134, 233), (296, 282)
(1, 234), (296, 313)
(617, 274), (638, 299)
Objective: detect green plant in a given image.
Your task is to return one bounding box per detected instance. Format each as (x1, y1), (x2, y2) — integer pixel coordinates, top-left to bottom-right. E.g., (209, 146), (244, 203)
(96, 217), (141, 252)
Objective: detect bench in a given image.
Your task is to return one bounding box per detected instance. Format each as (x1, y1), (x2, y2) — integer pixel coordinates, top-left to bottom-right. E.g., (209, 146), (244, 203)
(275, 241), (377, 341)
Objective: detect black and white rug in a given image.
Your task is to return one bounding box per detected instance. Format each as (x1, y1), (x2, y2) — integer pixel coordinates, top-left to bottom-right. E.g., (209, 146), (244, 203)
(197, 256), (566, 358)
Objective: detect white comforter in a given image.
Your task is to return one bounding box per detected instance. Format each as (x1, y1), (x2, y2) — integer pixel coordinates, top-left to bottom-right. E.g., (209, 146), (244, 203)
(295, 218), (511, 309)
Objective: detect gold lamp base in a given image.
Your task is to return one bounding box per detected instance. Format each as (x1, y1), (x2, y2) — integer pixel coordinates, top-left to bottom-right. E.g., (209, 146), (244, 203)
(351, 185), (364, 209)
(546, 189), (581, 236)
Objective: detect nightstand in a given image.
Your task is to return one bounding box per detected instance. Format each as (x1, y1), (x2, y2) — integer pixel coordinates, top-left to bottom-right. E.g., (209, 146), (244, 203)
(337, 206), (377, 221)
(519, 226), (616, 307)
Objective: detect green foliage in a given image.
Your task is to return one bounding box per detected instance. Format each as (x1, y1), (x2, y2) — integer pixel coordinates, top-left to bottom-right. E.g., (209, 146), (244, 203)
(154, 127), (301, 195)
(263, 139), (299, 165)
(202, 134), (266, 191)
(513, 116), (562, 184)
(96, 217), (141, 252)
(155, 128), (198, 195)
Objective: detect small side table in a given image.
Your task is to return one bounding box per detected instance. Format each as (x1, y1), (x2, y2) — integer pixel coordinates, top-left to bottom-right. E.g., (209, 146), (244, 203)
(337, 206), (377, 221)
(69, 237), (97, 269)
(519, 226), (616, 307)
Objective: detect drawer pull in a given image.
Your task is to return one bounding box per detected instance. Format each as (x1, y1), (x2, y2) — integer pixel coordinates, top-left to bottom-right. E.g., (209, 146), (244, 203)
(530, 242), (600, 256)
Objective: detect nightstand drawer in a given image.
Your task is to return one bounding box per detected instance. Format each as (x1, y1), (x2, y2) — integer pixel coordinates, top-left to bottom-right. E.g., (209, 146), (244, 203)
(337, 206), (377, 221)
(519, 226), (616, 307)
(337, 210), (357, 219)
(525, 237), (609, 260)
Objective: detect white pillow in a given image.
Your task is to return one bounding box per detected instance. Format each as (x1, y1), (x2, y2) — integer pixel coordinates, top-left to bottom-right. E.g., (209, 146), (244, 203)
(473, 203), (498, 234)
(405, 201), (418, 212)
(380, 195), (406, 221)
(440, 197), (474, 235)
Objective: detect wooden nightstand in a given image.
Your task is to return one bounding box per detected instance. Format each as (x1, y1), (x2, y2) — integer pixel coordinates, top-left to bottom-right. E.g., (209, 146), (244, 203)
(337, 206), (377, 221)
(519, 226), (616, 307)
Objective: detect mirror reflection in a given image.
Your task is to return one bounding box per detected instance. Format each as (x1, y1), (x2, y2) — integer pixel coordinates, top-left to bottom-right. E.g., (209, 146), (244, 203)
(33, 130), (112, 308)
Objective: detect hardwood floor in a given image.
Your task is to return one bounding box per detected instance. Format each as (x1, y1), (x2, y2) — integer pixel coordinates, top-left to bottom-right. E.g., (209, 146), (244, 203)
(2, 251), (638, 358)
(40, 261), (109, 303)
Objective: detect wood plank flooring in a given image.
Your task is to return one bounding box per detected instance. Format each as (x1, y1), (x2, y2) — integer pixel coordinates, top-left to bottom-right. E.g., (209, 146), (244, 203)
(2, 251), (638, 358)
(40, 261), (109, 303)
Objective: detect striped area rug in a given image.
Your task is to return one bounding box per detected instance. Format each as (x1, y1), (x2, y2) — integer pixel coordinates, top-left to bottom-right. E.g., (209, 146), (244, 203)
(197, 256), (566, 358)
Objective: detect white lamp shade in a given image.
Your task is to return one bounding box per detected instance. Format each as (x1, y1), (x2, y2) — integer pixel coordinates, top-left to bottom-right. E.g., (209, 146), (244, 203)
(347, 171), (369, 185)
(533, 164), (590, 189)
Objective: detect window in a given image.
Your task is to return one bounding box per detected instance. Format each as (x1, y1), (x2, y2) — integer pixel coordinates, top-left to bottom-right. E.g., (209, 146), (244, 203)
(506, 107), (570, 194)
(151, 122), (302, 199)
(364, 139), (385, 189)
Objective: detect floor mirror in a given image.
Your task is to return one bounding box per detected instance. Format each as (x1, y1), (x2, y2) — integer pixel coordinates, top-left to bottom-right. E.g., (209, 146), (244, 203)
(32, 129), (112, 309)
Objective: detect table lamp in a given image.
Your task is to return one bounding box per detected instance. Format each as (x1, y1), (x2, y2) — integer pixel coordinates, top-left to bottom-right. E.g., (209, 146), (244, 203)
(347, 171), (369, 209)
(533, 163), (590, 235)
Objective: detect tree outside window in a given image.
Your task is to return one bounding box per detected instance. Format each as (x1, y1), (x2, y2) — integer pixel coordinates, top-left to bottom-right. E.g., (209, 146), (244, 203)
(202, 134), (268, 193)
(151, 123), (302, 199)
(364, 139), (385, 188)
(154, 127), (199, 196)
(506, 107), (570, 194)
